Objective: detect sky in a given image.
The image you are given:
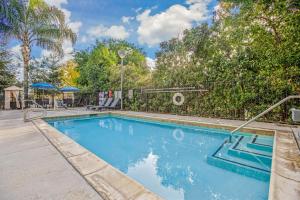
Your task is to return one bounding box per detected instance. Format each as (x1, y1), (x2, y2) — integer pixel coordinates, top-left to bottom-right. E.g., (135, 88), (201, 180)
(10, 0), (219, 70)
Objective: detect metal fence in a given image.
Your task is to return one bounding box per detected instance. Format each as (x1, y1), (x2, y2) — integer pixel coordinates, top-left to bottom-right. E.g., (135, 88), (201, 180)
(122, 81), (300, 124)
(1, 82), (299, 124)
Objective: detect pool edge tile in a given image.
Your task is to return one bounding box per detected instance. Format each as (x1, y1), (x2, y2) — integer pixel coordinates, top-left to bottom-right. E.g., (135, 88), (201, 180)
(85, 165), (150, 200)
(110, 111), (275, 136)
(68, 152), (108, 176)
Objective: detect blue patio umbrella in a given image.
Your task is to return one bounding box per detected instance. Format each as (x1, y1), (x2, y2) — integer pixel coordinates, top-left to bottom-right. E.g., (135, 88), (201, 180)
(60, 86), (80, 92)
(60, 86), (80, 107)
(31, 82), (56, 107)
(31, 82), (56, 90)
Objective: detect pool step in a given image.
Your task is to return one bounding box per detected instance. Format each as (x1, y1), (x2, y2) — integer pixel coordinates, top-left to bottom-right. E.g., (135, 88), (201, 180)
(232, 136), (272, 157)
(227, 148), (272, 167)
(207, 135), (273, 181)
(246, 135), (273, 153)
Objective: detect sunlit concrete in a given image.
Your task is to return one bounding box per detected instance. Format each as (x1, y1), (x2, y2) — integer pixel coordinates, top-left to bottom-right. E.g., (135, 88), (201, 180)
(0, 109), (103, 200)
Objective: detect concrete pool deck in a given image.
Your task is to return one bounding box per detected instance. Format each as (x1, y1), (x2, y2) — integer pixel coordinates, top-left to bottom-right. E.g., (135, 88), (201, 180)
(0, 109), (103, 200)
(1, 109), (300, 200)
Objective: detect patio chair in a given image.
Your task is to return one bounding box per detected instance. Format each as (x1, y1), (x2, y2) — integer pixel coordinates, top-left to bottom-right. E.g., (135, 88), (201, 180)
(94, 98), (114, 110)
(63, 99), (73, 107)
(90, 98), (108, 110)
(86, 98), (108, 110)
(43, 99), (51, 109)
(56, 100), (67, 109)
(102, 98), (120, 110)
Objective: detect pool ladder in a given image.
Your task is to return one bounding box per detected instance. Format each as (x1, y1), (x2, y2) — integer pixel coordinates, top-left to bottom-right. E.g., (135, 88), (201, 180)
(228, 95), (300, 143)
(23, 100), (47, 122)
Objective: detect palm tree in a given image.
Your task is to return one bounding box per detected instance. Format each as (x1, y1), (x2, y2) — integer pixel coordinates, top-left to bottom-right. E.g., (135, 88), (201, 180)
(0, 0), (76, 101)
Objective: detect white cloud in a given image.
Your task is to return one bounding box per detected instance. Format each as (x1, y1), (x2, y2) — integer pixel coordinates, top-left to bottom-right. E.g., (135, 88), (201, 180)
(146, 57), (156, 70)
(136, 0), (211, 46)
(44, 0), (68, 8)
(122, 16), (134, 24)
(87, 25), (130, 40)
(69, 21), (82, 34)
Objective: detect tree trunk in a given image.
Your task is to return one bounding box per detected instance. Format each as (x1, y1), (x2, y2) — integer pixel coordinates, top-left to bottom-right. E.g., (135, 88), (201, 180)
(21, 37), (30, 107)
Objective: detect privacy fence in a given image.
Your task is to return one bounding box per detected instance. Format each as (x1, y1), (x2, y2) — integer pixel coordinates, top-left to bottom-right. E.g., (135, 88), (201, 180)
(122, 81), (300, 124)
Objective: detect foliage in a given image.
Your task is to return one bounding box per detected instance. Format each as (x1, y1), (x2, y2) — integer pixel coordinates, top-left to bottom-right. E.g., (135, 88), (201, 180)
(0, 39), (16, 91)
(0, 0), (76, 99)
(59, 60), (79, 87)
(142, 0), (300, 122)
(75, 39), (150, 93)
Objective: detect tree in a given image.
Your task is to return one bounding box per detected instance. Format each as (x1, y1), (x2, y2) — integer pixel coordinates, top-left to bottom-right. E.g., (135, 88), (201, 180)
(148, 0), (300, 121)
(0, 0), (76, 101)
(75, 39), (150, 93)
(0, 38), (16, 91)
(59, 60), (79, 87)
(29, 55), (61, 86)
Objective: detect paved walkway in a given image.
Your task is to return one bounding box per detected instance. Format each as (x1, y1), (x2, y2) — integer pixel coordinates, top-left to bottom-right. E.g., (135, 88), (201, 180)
(0, 110), (103, 200)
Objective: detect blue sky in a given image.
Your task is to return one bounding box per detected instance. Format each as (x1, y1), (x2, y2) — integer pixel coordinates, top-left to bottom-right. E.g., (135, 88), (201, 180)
(11, 0), (218, 67)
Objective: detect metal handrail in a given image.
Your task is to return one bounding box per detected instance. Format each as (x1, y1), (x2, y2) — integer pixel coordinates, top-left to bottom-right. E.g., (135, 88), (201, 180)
(23, 100), (47, 122)
(228, 95), (300, 142)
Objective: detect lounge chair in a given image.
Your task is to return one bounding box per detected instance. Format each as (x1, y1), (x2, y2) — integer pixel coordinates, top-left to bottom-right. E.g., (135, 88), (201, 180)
(94, 98), (113, 110)
(91, 98), (108, 110)
(103, 98), (120, 110)
(86, 104), (95, 110)
(86, 98), (107, 110)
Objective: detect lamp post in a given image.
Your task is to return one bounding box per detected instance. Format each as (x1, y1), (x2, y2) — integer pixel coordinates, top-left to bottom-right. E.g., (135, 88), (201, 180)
(118, 48), (132, 110)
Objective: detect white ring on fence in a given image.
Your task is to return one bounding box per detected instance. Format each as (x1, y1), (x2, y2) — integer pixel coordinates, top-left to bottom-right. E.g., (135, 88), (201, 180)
(173, 93), (185, 106)
(173, 129), (184, 141)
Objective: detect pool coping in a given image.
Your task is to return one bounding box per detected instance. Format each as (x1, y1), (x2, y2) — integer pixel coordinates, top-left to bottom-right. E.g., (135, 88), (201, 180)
(33, 111), (300, 200)
(268, 130), (300, 200)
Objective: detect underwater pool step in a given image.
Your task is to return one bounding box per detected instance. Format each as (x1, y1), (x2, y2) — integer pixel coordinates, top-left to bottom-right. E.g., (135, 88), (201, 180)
(246, 135), (273, 153)
(227, 148), (272, 167)
(246, 142), (273, 153)
(207, 136), (273, 181)
(250, 135), (274, 147)
(207, 155), (270, 181)
(233, 136), (273, 157)
(216, 139), (271, 172)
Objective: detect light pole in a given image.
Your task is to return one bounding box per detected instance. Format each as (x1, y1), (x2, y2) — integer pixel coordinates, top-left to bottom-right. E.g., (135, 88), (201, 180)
(118, 48), (132, 110)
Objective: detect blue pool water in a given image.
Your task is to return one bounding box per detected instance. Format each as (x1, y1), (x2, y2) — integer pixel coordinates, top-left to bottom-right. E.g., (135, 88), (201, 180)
(48, 115), (271, 200)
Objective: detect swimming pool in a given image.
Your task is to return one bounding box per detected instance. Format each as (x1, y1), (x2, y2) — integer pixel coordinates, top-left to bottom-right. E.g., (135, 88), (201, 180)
(47, 115), (272, 200)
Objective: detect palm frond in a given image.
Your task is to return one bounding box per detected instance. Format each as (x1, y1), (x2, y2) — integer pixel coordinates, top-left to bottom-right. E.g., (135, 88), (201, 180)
(0, 0), (26, 39)
(30, 5), (66, 27)
(2, 0), (77, 59)
(30, 25), (62, 41)
(36, 37), (63, 56)
(28, 3), (77, 45)
(60, 25), (77, 44)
